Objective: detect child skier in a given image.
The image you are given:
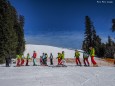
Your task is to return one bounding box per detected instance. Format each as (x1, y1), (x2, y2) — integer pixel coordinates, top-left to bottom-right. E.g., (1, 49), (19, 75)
(21, 54), (25, 66)
(44, 53), (48, 66)
(25, 53), (30, 66)
(75, 50), (81, 66)
(57, 53), (62, 65)
(83, 51), (90, 66)
(61, 51), (66, 65)
(89, 47), (98, 67)
(16, 55), (21, 66)
(49, 53), (53, 65)
(33, 51), (37, 66)
(40, 56), (43, 65)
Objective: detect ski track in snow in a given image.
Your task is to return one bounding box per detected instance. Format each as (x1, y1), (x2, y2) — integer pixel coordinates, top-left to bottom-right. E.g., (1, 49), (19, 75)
(0, 64), (115, 86)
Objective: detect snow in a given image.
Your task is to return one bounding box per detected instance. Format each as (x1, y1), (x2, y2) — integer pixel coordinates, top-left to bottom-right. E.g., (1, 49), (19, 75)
(0, 44), (115, 86)
(0, 65), (115, 86)
(23, 44), (83, 59)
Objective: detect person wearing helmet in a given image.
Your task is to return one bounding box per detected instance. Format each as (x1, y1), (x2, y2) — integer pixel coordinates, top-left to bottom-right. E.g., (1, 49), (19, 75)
(89, 47), (98, 67)
(33, 51), (37, 66)
(75, 50), (81, 66)
(83, 50), (90, 66)
(25, 53), (30, 66)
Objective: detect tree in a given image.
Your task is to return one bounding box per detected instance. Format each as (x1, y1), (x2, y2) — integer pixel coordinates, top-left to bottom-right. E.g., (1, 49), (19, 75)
(0, 0), (25, 63)
(82, 16), (92, 52)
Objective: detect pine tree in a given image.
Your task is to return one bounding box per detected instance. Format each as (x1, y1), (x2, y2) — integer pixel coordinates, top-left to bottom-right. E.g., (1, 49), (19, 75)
(83, 16), (93, 52)
(0, 0), (25, 63)
(16, 15), (25, 55)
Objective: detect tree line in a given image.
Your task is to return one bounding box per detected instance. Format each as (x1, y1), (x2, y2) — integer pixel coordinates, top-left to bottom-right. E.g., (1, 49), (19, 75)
(0, 0), (25, 63)
(82, 16), (115, 58)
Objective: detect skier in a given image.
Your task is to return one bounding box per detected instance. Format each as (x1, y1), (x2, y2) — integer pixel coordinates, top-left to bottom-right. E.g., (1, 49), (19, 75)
(83, 51), (90, 66)
(45, 53), (48, 66)
(42, 53), (45, 65)
(20, 54), (25, 66)
(25, 53), (30, 66)
(33, 51), (37, 66)
(61, 51), (66, 65)
(57, 53), (62, 65)
(16, 55), (21, 66)
(49, 53), (53, 65)
(75, 50), (81, 66)
(5, 53), (11, 67)
(40, 56), (43, 65)
(89, 47), (98, 67)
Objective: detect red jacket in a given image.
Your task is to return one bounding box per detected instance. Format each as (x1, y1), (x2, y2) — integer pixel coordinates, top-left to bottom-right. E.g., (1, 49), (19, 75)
(33, 52), (37, 58)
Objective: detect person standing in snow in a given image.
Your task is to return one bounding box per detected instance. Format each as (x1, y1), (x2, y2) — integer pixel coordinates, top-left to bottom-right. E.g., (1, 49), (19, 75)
(61, 51), (66, 65)
(45, 53), (48, 66)
(49, 53), (53, 65)
(5, 52), (11, 67)
(20, 54), (25, 66)
(57, 53), (62, 65)
(83, 51), (90, 66)
(25, 53), (30, 66)
(89, 47), (98, 67)
(33, 51), (37, 66)
(40, 56), (43, 65)
(16, 55), (21, 66)
(75, 50), (81, 66)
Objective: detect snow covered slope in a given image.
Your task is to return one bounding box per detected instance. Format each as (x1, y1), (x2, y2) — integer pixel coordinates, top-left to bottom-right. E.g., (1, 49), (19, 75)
(24, 44), (83, 58)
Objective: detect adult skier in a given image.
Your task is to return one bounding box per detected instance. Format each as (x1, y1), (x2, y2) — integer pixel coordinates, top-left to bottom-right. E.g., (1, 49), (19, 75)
(33, 51), (37, 66)
(83, 51), (90, 66)
(5, 53), (11, 67)
(49, 53), (53, 65)
(89, 47), (98, 67)
(75, 50), (81, 66)
(25, 53), (30, 66)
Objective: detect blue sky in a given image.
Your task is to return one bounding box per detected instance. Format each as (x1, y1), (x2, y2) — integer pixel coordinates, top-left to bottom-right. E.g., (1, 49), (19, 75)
(9, 0), (115, 49)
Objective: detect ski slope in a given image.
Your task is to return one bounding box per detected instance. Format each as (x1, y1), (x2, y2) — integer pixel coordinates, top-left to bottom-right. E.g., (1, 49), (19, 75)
(24, 44), (83, 58)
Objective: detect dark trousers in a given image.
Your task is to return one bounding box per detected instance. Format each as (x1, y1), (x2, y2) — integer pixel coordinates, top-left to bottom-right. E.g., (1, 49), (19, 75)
(50, 59), (53, 65)
(5, 58), (10, 67)
(26, 59), (29, 66)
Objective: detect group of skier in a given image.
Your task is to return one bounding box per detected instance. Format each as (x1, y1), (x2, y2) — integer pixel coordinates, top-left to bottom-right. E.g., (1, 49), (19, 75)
(74, 47), (98, 67)
(6, 46), (115, 67)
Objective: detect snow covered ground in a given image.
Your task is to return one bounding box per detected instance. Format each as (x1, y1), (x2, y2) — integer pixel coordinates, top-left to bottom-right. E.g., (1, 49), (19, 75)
(0, 44), (115, 86)
(0, 64), (115, 86)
